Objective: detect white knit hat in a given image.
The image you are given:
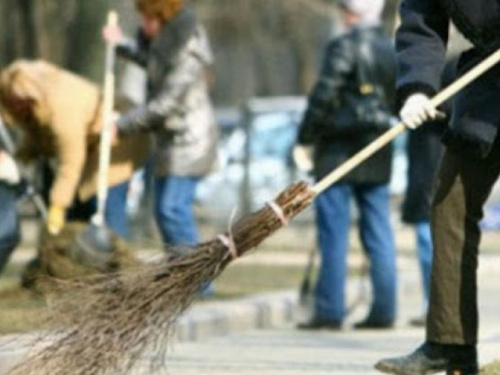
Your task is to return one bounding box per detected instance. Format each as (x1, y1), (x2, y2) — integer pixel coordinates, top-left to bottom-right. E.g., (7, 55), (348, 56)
(339, 0), (385, 25)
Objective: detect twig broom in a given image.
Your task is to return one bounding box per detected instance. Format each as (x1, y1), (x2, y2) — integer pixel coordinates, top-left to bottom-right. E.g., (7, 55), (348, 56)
(9, 48), (500, 375)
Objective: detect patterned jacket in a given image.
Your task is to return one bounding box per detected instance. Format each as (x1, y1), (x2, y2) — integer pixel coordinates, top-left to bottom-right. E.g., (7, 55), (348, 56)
(297, 26), (396, 184)
(117, 8), (218, 177)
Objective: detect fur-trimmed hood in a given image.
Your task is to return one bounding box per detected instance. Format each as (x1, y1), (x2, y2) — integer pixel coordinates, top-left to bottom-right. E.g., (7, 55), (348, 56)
(0, 60), (55, 127)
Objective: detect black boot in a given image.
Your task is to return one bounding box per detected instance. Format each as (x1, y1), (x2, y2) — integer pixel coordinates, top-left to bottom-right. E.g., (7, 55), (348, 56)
(353, 318), (394, 330)
(296, 317), (341, 330)
(375, 342), (478, 375)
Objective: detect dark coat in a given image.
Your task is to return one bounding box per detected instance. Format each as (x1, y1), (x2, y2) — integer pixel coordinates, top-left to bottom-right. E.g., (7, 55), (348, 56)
(297, 26), (396, 185)
(402, 121), (445, 223)
(401, 58), (457, 223)
(397, 0), (500, 158)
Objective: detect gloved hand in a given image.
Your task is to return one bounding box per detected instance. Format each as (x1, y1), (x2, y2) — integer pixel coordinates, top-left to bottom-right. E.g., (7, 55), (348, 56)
(0, 151), (21, 185)
(102, 24), (124, 44)
(400, 93), (446, 129)
(293, 145), (314, 172)
(47, 205), (66, 235)
(108, 111), (121, 145)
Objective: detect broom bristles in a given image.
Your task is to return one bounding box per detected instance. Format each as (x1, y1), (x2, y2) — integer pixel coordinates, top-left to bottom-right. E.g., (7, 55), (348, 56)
(9, 181), (314, 375)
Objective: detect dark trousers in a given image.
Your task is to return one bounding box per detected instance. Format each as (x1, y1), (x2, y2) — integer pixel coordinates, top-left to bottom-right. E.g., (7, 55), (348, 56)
(0, 183), (20, 274)
(65, 182), (130, 240)
(427, 139), (500, 345)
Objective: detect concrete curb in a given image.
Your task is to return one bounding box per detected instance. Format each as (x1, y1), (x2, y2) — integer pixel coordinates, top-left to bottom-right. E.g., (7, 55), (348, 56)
(0, 290), (299, 374)
(175, 291), (297, 342)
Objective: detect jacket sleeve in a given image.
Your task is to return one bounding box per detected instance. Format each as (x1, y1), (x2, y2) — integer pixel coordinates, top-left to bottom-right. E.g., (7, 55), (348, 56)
(116, 30), (150, 67)
(117, 46), (203, 135)
(396, 0), (450, 107)
(297, 39), (354, 145)
(49, 115), (87, 208)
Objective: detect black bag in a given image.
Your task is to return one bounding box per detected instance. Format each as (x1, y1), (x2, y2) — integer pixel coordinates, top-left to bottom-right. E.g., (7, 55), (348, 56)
(325, 38), (393, 135)
(331, 85), (393, 131)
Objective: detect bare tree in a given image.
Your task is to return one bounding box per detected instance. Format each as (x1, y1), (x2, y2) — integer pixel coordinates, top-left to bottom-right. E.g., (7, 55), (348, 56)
(0, 0), (400, 105)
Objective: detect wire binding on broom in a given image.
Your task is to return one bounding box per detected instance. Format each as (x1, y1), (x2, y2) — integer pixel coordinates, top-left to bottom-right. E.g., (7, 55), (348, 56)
(266, 200), (289, 226)
(217, 234), (238, 260)
(217, 206), (239, 260)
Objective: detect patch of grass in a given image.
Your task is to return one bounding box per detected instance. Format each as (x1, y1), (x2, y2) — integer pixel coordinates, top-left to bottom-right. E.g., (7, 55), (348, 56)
(0, 283), (47, 335)
(0, 261), (47, 334)
(214, 264), (305, 299)
(0, 262), (310, 333)
(0, 253), (366, 334)
(482, 361), (500, 374)
(213, 262), (364, 299)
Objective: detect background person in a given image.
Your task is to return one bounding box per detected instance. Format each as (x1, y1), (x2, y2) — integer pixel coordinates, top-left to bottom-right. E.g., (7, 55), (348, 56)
(106, 0), (219, 250)
(294, 0), (397, 330)
(0, 60), (150, 238)
(375, 0), (500, 374)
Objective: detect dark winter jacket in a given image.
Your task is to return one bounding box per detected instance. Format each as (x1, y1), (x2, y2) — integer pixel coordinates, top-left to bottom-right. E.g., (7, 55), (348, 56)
(397, 0), (500, 157)
(402, 121), (445, 223)
(117, 8), (218, 177)
(297, 26), (396, 184)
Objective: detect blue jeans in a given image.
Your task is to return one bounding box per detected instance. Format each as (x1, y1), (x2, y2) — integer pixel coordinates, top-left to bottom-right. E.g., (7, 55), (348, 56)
(416, 221), (432, 307)
(314, 183), (397, 323)
(0, 183), (20, 274)
(155, 176), (200, 246)
(155, 176), (214, 296)
(89, 181), (130, 239)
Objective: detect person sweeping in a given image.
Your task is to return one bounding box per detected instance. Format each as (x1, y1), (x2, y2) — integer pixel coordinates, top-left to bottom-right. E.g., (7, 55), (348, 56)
(294, 0), (397, 331)
(375, 0), (500, 374)
(104, 0), (218, 251)
(0, 60), (150, 239)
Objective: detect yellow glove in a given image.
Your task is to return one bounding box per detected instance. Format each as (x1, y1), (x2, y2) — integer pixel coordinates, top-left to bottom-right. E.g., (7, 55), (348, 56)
(47, 205), (66, 235)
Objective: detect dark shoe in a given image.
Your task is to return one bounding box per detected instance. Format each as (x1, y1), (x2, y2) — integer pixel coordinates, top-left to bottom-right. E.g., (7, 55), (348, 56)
(375, 342), (478, 375)
(445, 364), (479, 375)
(353, 319), (394, 330)
(297, 317), (341, 330)
(409, 315), (426, 327)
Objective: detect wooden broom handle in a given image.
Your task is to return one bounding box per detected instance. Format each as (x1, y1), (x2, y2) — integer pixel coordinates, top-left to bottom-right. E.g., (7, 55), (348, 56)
(93, 10), (119, 226)
(311, 47), (500, 196)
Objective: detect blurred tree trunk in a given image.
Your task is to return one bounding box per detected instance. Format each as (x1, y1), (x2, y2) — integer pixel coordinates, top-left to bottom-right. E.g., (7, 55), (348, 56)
(17, 0), (39, 57)
(65, 0), (108, 79)
(195, 0), (335, 105)
(0, 0), (39, 65)
(0, 0), (402, 106)
(383, 0), (400, 36)
(0, 0), (137, 81)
